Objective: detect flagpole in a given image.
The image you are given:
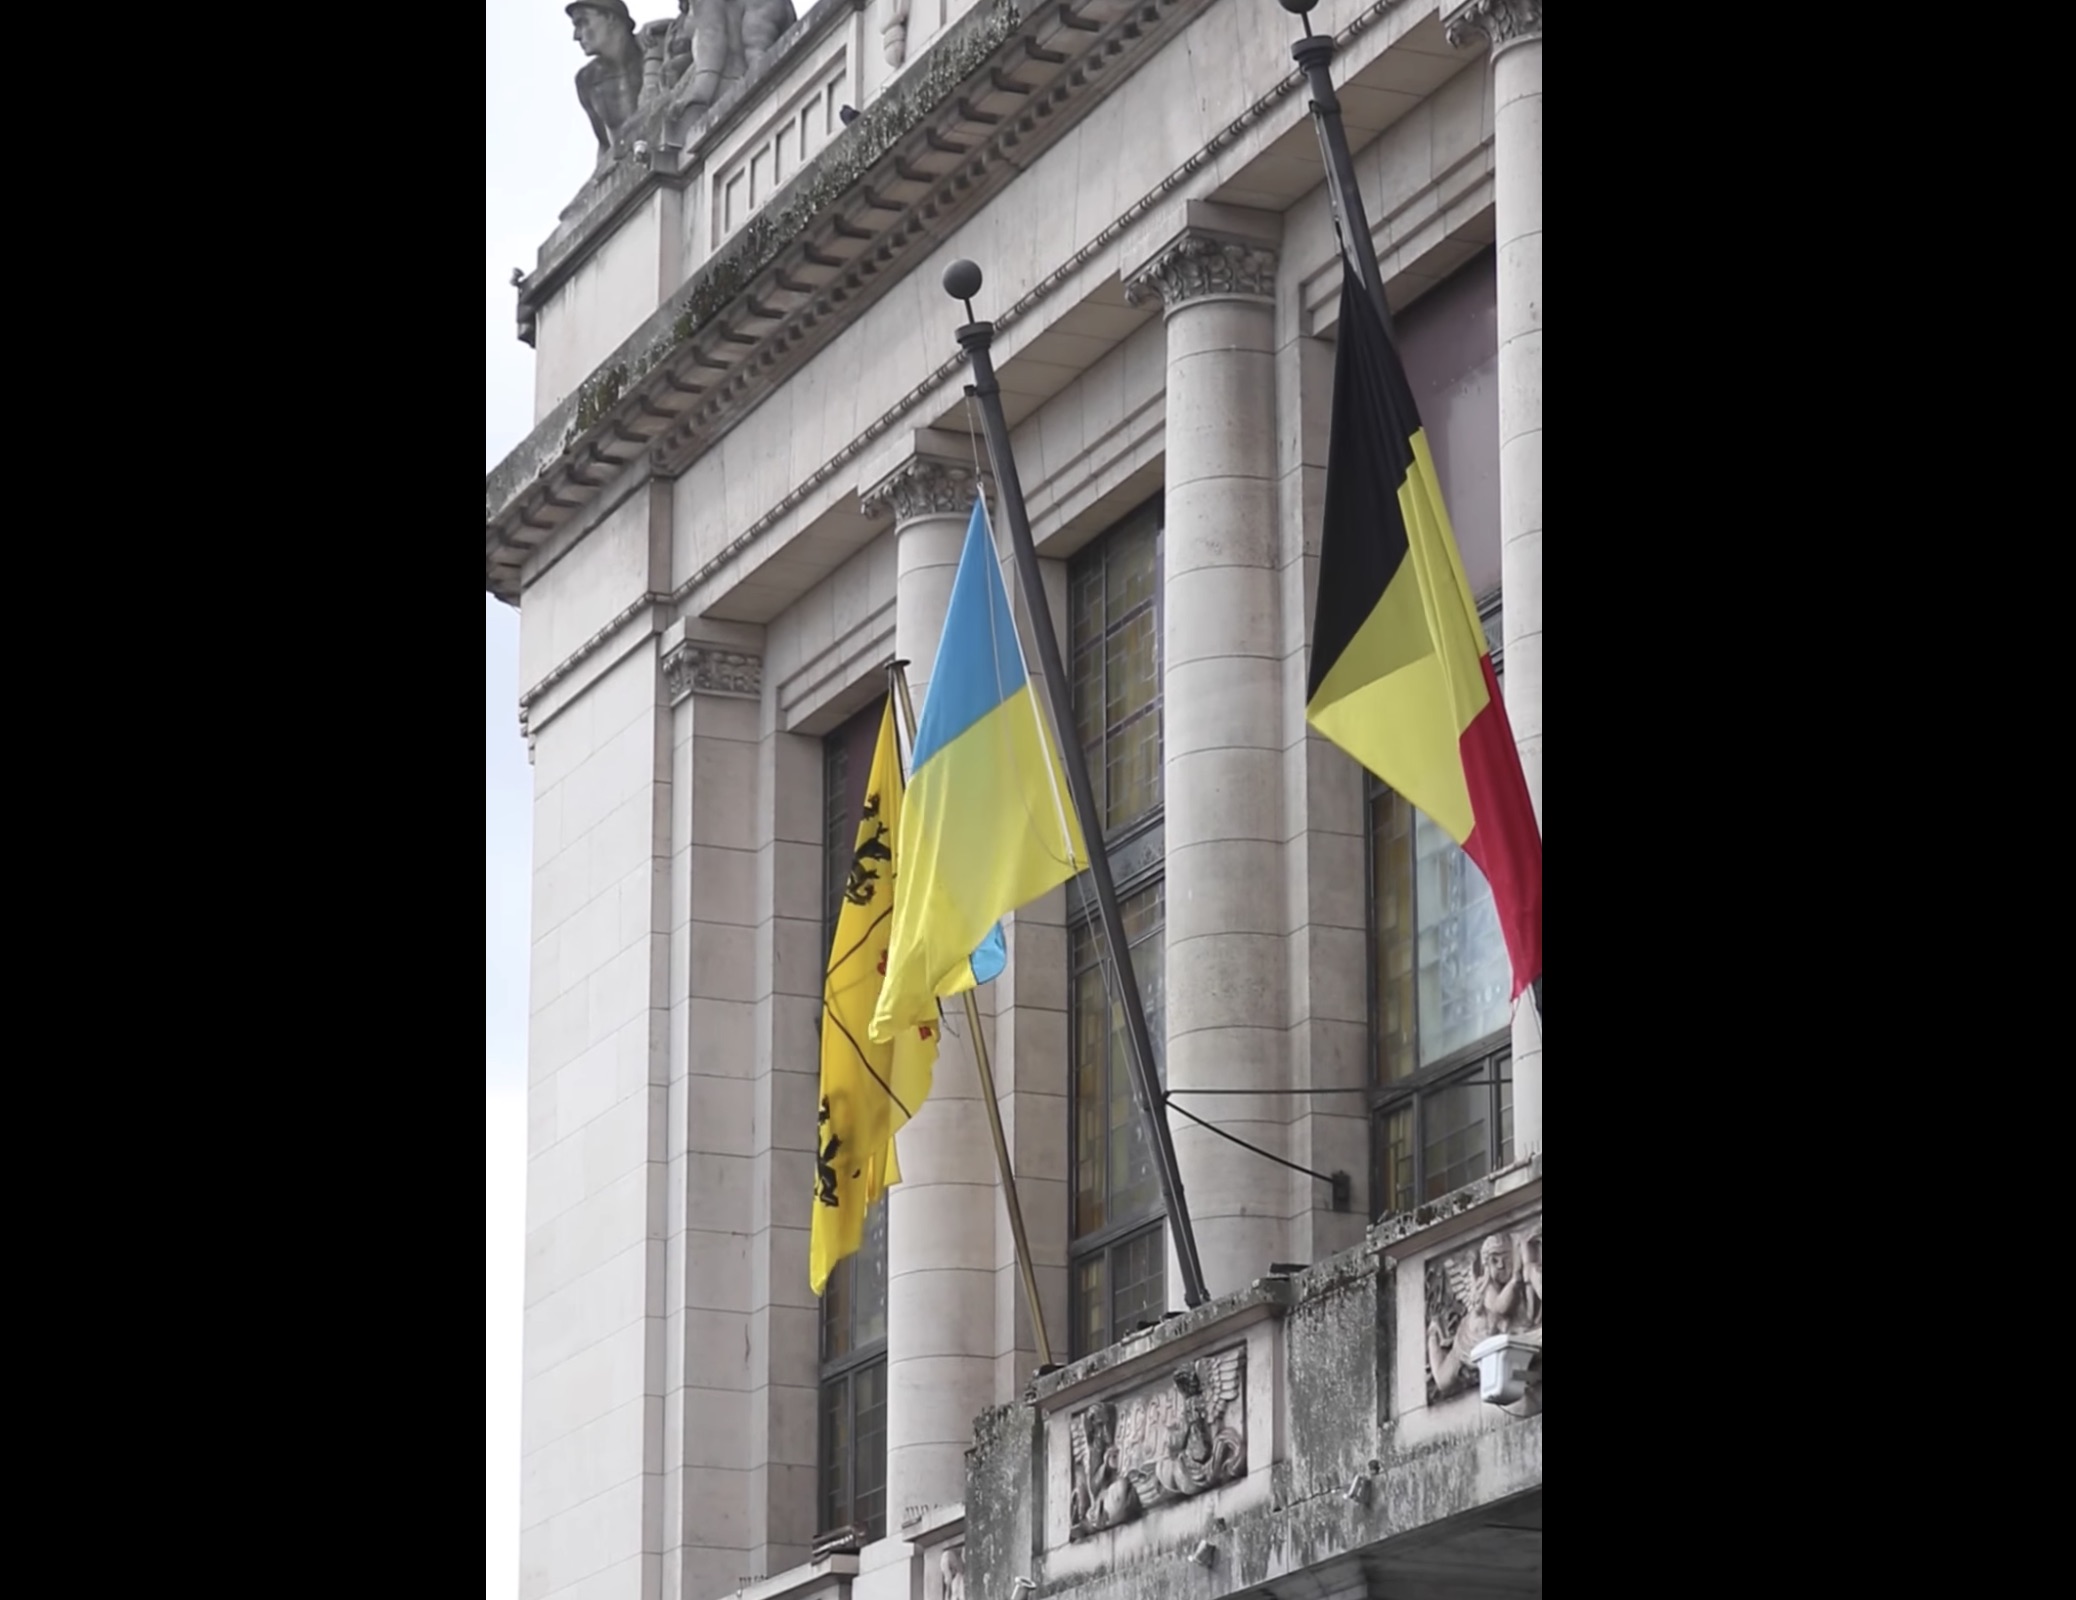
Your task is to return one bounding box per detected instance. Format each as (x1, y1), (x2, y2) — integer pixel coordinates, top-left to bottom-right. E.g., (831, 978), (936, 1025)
(1286, 0), (1545, 1034)
(1283, 0), (1395, 336)
(885, 657), (1057, 1370)
(939, 260), (1210, 1311)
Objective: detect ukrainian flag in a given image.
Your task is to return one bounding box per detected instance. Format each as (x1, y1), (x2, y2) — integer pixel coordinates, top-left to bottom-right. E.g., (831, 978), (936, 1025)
(870, 500), (1089, 1043)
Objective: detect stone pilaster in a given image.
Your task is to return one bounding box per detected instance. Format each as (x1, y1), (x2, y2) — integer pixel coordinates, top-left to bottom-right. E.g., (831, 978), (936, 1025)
(1124, 218), (1291, 1300)
(857, 448), (1001, 1523)
(1450, 0), (1544, 1155)
(659, 633), (803, 1600)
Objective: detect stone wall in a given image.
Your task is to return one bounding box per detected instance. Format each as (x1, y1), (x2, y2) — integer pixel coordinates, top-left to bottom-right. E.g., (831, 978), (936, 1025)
(964, 1168), (1543, 1600)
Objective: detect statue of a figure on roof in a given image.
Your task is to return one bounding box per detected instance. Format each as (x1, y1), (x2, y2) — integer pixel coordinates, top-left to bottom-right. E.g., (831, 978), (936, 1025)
(567, 0), (648, 174)
(640, 0), (799, 118)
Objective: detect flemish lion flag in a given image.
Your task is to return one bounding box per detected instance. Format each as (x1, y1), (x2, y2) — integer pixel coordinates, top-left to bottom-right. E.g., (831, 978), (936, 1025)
(811, 699), (940, 1296)
(1305, 258), (1543, 998)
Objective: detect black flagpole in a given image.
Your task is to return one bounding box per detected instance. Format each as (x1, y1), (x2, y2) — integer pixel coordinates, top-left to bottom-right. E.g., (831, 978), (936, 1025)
(940, 259), (1210, 1311)
(1285, 0), (1395, 335)
(1286, 0), (1543, 1032)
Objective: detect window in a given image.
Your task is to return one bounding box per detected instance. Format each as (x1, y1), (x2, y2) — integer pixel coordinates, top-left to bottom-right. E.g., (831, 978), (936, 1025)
(1367, 596), (1513, 1220)
(817, 1204), (887, 1540)
(818, 698), (888, 1540)
(1066, 499), (1168, 1357)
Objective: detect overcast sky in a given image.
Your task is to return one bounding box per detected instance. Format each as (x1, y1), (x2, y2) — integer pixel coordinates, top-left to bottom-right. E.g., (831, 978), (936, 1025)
(488, 4), (597, 1595)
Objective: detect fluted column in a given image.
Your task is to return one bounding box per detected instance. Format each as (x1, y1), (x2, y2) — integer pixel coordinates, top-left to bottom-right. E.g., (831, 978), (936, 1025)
(1125, 225), (1290, 1300)
(1450, 0), (1543, 1155)
(857, 451), (999, 1523)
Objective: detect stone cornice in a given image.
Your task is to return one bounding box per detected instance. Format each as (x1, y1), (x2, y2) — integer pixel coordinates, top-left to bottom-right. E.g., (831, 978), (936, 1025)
(1122, 232), (1280, 312)
(486, 0), (1234, 604)
(858, 456), (984, 523)
(1444, 0), (1543, 51)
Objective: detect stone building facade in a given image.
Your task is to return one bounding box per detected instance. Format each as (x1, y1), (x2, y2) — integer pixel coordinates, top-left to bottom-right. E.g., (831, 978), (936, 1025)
(489, 3), (1544, 1598)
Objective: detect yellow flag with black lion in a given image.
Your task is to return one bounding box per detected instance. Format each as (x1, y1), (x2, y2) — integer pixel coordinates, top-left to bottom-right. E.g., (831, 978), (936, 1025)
(810, 699), (940, 1295)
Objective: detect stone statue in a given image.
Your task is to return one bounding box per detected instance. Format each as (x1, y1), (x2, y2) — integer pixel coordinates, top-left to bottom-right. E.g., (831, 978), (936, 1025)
(642, 0), (799, 117)
(939, 1546), (964, 1600)
(568, 0), (648, 174)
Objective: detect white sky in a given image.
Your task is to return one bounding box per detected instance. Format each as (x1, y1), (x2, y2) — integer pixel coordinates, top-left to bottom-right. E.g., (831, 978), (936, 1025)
(487, 5), (597, 1596)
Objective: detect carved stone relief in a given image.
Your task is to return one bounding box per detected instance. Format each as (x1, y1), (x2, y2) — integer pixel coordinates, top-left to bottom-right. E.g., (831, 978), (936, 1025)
(1068, 1345), (1247, 1539)
(1123, 234), (1280, 312)
(664, 642), (764, 703)
(1422, 1217), (1542, 1403)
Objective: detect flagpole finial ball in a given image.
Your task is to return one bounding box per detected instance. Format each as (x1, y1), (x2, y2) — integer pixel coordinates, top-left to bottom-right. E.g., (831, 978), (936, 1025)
(943, 260), (984, 302)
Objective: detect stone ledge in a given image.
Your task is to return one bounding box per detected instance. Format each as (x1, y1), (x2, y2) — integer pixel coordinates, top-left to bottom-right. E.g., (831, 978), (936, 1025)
(1028, 1273), (1295, 1416)
(904, 1500), (967, 1549)
(1370, 1153), (1542, 1260)
(729, 1552), (860, 1600)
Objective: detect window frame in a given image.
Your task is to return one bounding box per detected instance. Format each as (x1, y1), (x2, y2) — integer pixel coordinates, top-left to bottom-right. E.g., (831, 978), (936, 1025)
(1063, 495), (1170, 1360)
(1363, 590), (1515, 1223)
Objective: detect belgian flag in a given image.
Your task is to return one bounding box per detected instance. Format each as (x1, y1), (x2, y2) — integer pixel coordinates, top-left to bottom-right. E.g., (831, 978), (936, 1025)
(1305, 258), (1543, 1000)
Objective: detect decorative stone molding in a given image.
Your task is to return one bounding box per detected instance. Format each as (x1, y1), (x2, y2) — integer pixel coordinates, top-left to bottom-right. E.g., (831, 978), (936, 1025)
(1123, 234), (1279, 312)
(1422, 1214), (1542, 1404)
(859, 457), (984, 524)
(664, 641), (764, 702)
(1067, 1344), (1247, 1539)
(882, 0), (910, 67)
(1445, 0), (1544, 51)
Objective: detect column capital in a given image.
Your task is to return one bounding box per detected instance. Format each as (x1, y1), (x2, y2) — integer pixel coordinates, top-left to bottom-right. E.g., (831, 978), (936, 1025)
(1444, 0), (1543, 52)
(1124, 231), (1280, 314)
(861, 456), (983, 524)
(663, 641), (763, 704)
(859, 426), (990, 525)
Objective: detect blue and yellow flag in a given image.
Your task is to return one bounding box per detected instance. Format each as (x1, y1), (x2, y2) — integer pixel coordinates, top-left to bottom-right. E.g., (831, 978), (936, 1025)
(812, 698), (940, 1296)
(869, 500), (1090, 1044)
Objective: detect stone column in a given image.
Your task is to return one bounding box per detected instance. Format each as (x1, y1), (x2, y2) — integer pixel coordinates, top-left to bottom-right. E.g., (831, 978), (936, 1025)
(1450, 0), (1543, 1155)
(858, 448), (1000, 1524)
(1124, 215), (1290, 1302)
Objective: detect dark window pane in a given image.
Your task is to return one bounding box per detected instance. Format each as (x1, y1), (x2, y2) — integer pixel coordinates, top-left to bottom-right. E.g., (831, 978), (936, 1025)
(1371, 787), (1417, 1085)
(1070, 504), (1164, 838)
(1497, 1055), (1514, 1167)
(1077, 1255), (1107, 1356)
(822, 1254), (853, 1362)
(855, 1200), (888, 1348)
(1379, 1103), (1414, 1219)
(1420, 1076), (1491, 1200)
(853, 1358), (887, 1539)
(1110, 1227), (1166, 1335)
(1066, 505), (1168, 1360)
(1072, 881), (1167, 1246)
(820, 1375), (851, 1532)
